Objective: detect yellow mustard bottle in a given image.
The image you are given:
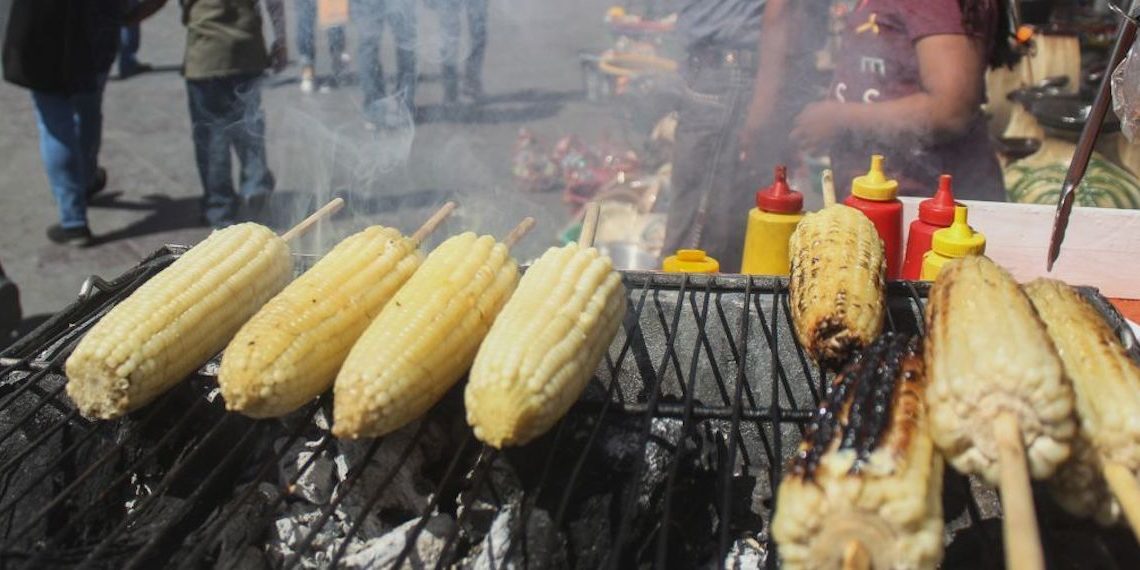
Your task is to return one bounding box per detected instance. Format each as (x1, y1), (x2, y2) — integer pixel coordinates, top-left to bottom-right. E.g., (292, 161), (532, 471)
(662, 249), (720, 273)
(921, 205), (986, 280)
(740, 166), (804, 275)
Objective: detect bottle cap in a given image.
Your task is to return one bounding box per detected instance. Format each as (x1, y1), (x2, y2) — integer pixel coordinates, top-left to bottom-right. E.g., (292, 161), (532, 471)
(918, 175), (958, 227)
(851, 155), (899, 201)
(662, 249), (720, 273)
(931, 206), (986, 258)
(756, 166), (803, 213)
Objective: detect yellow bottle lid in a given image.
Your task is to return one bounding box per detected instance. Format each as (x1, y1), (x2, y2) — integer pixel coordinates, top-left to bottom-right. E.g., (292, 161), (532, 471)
(662, 249), (720, 273)
(851, 155), (899, 201)
(931, 206), (986, 258)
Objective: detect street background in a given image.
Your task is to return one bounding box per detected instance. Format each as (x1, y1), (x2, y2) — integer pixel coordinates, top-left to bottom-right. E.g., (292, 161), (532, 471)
(0, 0), (621, 332)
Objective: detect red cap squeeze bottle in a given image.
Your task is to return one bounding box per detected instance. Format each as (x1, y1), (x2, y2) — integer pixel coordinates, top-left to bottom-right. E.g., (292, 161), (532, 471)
(740, 166), (805, 275)
(901, 174), (958, 280)
(844, 155), (903, 278)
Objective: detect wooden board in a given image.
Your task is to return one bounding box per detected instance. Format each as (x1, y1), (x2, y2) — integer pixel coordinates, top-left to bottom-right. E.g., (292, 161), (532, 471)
(899, 198), (1140, 299)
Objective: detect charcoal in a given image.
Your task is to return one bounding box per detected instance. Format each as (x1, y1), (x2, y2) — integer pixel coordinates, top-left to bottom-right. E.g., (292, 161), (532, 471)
(513, 506), (567, 569)
(455, 459), (569, 569)
(718, 536), (767, 570)
(464, 499), (520, 569)
(269, 502), (331, 567)
(279, 438), (336, 505)
(334, 423), (440, 517)
(457, 456), (522, 525)
(565, 494), (612, 569)
(211, 482), (279, 568)
(341, 514), (456, 569)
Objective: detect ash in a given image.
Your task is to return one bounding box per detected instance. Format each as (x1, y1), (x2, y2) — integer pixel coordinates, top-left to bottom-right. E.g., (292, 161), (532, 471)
(263, 408), (451, 568)
(719, 536), (768, 569)
(248, 401), (754, 568)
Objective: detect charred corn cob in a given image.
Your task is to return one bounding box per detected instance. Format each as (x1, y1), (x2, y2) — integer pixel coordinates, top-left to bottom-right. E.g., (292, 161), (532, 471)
(66, 223), (293, 419)
(466, 243), (626, 448)
(218, 226), (424, 418)
(773, 333), (943, 570)
(788, 205), (886, 370)
(333, 232), (519, 439)
(924, 256), (1074, 485)
(1024, 278), (1140, 526)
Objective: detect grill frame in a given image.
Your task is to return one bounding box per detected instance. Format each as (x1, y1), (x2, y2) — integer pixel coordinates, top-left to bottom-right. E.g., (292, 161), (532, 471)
(1, 245), (1138, 569)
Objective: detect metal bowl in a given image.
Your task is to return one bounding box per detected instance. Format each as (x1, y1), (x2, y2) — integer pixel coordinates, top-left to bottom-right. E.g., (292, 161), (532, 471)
(1030, 97), (1121, 140)
(995, 137), (1043, 161)
(597, 241), (659, 270)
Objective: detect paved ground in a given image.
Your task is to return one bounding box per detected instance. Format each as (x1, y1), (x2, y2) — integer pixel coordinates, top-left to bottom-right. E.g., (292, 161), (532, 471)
(0, 0), (623, 334)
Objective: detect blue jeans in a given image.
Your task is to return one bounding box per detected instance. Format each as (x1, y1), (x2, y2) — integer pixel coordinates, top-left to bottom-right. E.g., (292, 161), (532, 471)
(438, 0), (487, 100)
(185, 74), (274, 227)
(31, 78), (107, 230)
(119, 0), (141, 74)
(295, 0), (347, 70)
(663, 61), (757, 272)
(352, 0), (417, 118)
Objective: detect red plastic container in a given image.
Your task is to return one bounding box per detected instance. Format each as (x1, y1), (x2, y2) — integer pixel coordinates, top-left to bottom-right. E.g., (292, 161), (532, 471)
(843, 155), (903, 278)
(901, 175), (957, 280)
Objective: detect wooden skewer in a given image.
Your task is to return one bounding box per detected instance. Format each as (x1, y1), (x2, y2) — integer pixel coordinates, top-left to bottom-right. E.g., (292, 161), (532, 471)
(410, 201), (457, 244)
(994, 412), (1045, 570)
(822, 169), (836, 208)
(503, 217), (536, 249)
(578, 202), (601, 248)
(280, 198), (345, 242)
(1102, 461), (1140, 542)
(841, 539), (870, 570)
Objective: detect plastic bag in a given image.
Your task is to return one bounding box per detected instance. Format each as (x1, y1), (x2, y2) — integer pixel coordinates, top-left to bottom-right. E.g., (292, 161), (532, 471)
(1112, 35), (1140, 142)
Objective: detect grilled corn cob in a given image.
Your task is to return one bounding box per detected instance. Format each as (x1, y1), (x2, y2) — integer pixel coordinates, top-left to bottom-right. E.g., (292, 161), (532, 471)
(218, 226), (424, 418)
(924, 256), (1074, 485)
(333, 232), (519, 439)
(788, 205), (886, 370)
(773, 333), (943, 570)
(466, 243), (626, 448)
(66, 223), (293, 419)
(1024, 278), (1140, 526)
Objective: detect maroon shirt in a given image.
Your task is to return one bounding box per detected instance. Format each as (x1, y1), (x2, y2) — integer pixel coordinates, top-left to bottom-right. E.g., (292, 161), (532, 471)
(829, 0), (1006, 201)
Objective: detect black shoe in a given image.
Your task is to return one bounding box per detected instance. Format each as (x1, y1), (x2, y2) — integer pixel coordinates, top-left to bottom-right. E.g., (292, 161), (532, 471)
(240, 192), (273, 222)
(0, 275), (22, 341)
(462, 79), (484, 102)
(88, 167), (107, 198)
(46, 224), (94, 247)
(117, 62), (153, 80)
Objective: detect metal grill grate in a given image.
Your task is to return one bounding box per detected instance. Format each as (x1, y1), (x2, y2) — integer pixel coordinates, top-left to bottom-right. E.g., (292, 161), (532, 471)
(1, 245), (1138, 568)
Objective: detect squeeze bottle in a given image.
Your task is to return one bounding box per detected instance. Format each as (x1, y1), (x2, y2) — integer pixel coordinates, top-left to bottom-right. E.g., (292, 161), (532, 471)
(663, 249), (719, 273)
(844, 155), (903, 278)
(901, 175), (957, 280)
(740, 166), (804, 276)
(920, 206), (986, 281)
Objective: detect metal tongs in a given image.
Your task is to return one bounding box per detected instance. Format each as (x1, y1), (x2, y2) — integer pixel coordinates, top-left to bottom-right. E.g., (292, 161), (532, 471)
(1047, 0), (1140, 270)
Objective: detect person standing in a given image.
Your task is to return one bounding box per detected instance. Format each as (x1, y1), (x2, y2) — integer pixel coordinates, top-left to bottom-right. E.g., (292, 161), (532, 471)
(433, 0), (487, 104)
(790, 0), (1013, 200)
(130, 0), (288, 228)
(0, 260), (20, 344)
(352, 0), (417, 128)
(2, 0), (123, 246)
(295, 0), (350, 93)
(118, 0), (152, 79)
(661, 0), (769, 272)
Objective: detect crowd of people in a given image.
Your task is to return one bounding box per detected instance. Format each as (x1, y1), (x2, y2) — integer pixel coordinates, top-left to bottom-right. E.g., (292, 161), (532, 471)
(1, 0), (1029, 334)
(1, 0), (489, 246)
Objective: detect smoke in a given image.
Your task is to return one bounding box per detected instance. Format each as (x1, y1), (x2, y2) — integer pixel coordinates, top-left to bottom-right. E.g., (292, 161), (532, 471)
(268, 92), (417, 254)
